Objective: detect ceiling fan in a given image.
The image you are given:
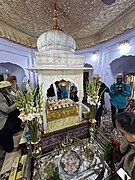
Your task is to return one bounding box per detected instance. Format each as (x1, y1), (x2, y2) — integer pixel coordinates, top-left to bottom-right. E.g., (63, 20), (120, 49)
(101, 0), (116, 5)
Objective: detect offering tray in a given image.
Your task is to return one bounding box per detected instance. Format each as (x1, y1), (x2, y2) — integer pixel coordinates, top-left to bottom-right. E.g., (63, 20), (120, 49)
(33, 138), (109, 180)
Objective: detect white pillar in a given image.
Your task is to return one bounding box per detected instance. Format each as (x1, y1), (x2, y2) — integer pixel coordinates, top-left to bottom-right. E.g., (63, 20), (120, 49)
(42, 99), (47, 133)
(53, 83), (58, 100)
(79, 97), (83, 123)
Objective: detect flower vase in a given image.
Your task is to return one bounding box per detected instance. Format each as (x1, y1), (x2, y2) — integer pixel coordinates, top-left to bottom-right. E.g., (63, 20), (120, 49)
(27, 118), (42, 158)
(27, 118), (39, 144)
(89, 105), (97, 120)
(89, 119), (96, 144)
(89, 105), (97, 144)
(31, 139), (42, 159)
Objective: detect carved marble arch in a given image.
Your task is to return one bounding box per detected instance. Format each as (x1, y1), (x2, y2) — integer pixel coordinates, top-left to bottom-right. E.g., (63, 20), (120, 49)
(38, 71), (83, 99)
(47, 79), (79, 99)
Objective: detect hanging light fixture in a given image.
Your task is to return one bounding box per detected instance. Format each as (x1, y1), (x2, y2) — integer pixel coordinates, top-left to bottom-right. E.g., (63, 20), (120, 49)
(119, 40), (131, 55)
(101, 0), (116, 5)
(92, 52), (98, 61)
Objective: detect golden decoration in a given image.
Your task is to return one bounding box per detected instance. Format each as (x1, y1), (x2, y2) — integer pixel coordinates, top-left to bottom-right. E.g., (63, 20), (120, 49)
(58, 79), (68, 87)
(47, 115), (80, 133)
(83, 145), (94, 161)
(47, 104), (79, 121)
(90, 119), (97, 124)
(51, 2), (62, 31)
(61, 136), (73, 151)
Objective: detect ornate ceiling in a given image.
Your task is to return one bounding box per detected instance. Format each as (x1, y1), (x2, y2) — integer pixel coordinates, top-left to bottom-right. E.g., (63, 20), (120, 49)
(0, 0), (135, 48)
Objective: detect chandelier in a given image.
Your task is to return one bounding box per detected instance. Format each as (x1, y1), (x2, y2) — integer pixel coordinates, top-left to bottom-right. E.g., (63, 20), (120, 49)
(101, 0), (116, 5)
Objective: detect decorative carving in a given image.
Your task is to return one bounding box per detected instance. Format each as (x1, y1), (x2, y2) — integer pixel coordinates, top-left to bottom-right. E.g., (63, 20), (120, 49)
(36, 27), (84, 99)
(0, 0), (135, 48)
(38, 70), (83, 98)
(41, 122), (90, 153)
(36, 53), (84, 68)
(37, 30), (76, 52)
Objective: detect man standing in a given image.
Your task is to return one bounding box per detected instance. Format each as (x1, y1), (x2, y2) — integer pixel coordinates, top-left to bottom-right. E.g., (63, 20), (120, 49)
(94, 74), (109, 127)
(0, 81), (16, 152)
(109, 73), (131, 127)
(6, 75), (21, 134)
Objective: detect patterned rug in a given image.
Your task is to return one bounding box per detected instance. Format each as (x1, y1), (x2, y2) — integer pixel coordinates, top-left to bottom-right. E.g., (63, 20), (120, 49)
(100, 111), (124, 143)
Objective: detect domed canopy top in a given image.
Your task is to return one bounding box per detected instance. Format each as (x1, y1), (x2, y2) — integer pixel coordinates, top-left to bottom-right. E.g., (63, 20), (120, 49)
(37, 30), (76, 53)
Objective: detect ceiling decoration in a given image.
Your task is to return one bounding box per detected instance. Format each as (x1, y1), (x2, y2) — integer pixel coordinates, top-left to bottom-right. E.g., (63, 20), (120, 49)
(0, 0), (135, 48)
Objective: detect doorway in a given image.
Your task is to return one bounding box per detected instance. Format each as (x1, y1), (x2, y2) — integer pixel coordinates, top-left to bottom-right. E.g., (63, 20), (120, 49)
(124, 74), (135, 99)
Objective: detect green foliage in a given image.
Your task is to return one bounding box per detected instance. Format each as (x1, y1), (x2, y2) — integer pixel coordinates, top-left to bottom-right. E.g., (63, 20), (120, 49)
(11, 84), (44, 115)
(104, 139), (122, 164)
(104, 140), (113, 162)
(45, 166), (61, 180)
(86, 78), (101, 97)
(52, 166), (61, 180)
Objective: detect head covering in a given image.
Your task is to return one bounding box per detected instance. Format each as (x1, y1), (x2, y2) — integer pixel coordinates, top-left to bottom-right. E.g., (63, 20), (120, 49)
(116, 73), (123, 79)
(93, 74), (100, 80)
(0, 81), (11, 89)
(6, 75), (16, 82)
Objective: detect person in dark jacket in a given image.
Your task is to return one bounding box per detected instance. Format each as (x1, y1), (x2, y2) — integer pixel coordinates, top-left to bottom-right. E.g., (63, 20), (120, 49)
(0, 81), (16, 152)
(70, 84), (79, 102)
(6, 75), (21, 134)
(93, 74), (109, 127)
(47, 84), (56, 101)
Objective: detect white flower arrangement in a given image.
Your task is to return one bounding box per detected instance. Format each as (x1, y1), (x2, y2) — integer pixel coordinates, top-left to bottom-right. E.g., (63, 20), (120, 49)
(12, 85), (43, 120)
(86, 78), (101, 120)
(11, 84), (44, 143)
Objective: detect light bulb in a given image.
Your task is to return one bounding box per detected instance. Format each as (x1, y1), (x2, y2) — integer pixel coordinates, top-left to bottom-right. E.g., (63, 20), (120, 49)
(92, 52), (98, 60)
(119, 41), (131, 55)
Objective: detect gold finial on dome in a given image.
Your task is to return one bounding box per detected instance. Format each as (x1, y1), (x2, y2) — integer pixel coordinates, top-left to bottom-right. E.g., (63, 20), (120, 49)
(51, 2), (62, 31)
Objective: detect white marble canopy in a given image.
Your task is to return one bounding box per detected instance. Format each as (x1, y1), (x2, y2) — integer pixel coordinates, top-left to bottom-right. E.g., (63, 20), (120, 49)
(36, 29), (85, 99)
(34, 29), (86, 132)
